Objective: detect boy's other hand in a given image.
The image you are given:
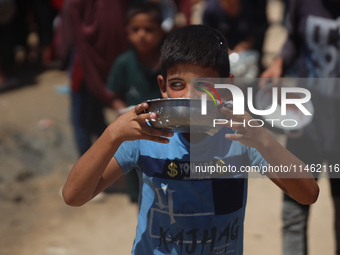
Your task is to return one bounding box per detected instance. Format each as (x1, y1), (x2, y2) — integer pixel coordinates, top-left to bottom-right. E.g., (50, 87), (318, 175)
(220, 107), (268, 149)
(111, 103), (174, 144)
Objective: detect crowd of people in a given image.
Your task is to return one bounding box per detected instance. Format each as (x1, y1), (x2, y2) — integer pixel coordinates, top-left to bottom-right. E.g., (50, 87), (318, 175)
(0, 0), (58, 91)
(1, 0), (339, 254)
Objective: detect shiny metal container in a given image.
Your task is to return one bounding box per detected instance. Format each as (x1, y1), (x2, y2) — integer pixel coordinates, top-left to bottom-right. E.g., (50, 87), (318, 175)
(145, 98), (228, 134)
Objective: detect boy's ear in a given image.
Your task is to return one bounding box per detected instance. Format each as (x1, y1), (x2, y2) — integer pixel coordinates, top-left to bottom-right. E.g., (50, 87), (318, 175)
(158, 74), (168, 98)
(228, 73), (234, 84)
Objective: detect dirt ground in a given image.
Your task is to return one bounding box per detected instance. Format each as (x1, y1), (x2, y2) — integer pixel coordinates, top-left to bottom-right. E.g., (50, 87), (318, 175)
(0, 1), (336, 254)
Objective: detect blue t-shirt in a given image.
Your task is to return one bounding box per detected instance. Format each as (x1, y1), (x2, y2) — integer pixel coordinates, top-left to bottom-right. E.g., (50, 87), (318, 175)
(114, 128), (267, 255)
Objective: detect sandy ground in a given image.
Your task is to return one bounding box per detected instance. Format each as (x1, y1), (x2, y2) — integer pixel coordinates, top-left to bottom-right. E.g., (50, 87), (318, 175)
(0, 1), (336, 254)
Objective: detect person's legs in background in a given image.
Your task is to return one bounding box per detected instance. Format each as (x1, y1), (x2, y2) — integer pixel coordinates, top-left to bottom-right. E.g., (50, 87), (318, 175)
(69, 82), (109, 201)
(329, 157), (340, 255)
(71, 83), (107, 156)
(0, 5), (19, 91)
(331, 179), (340, 255)
(32, 0), (57, 66)
(282, 194), (310, 255)
(282, 134), (322, 255)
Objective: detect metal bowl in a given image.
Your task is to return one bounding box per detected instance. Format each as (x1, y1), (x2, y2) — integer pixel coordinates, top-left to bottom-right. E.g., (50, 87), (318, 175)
(145, 98), (227, 134)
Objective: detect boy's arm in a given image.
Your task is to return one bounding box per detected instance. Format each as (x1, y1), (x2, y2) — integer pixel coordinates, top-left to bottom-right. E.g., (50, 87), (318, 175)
(220, 107), (319, 205)
(250, 131), (319, 205)
(62, 103), (174, 206)
(62, 131), (124, 206)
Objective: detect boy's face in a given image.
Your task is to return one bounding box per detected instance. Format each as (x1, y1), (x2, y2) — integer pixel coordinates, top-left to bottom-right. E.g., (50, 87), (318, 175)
(158, 64), (221, 99)
(127, 13), (164, 54)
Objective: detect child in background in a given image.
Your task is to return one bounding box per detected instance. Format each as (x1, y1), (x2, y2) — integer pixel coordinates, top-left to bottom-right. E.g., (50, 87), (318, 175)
(106, 2), (164, 114)
(63, 25), (319, 255)
(106, 2), (165, 203)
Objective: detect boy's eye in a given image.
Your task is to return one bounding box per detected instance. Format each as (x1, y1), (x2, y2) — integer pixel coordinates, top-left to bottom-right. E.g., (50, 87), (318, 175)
(170, 82), (185, 90)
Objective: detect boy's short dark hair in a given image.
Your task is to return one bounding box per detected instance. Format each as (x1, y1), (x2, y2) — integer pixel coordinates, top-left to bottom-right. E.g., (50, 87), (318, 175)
(127, 2), (163, 26)
(160, 25), (230, 78)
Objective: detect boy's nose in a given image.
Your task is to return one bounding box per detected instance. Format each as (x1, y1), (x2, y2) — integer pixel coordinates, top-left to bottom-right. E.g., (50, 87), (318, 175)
(183, 88), (191, 98)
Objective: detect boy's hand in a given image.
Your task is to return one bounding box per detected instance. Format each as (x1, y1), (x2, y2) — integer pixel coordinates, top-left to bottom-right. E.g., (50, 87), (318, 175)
(111, 103), (174, 144)
(220, 106), (268, 149)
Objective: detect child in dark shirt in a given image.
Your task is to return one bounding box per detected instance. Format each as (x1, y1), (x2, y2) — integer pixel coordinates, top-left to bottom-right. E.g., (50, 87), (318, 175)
(106, 3), (166, 202)
(106, 2), (165, 114)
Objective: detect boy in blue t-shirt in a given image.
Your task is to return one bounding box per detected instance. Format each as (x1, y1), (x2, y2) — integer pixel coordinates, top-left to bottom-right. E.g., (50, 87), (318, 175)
(62, 25), (319, 255)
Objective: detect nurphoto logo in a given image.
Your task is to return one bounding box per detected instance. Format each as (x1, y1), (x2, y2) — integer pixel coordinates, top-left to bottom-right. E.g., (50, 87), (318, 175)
(199, 83), (312, 129)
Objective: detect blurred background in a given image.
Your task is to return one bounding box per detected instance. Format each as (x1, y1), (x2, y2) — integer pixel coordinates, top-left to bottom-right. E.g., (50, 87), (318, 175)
(0, 0), (335, 254)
